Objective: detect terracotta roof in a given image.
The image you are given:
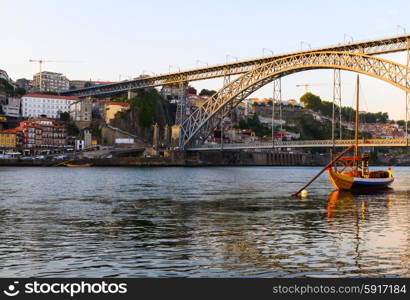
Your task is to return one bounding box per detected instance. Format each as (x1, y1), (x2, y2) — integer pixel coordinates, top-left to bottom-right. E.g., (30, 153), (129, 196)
(0, 128), (18, 134)
(24, 94), (79, 101)
(33, 117), (52, 121)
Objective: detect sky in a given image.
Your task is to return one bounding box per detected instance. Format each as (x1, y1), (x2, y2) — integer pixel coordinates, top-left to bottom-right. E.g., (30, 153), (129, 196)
(1, 0), (410, 119)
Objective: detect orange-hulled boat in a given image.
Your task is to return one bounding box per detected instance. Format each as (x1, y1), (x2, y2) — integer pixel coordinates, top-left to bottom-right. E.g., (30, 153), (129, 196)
(326, 75), (394, 191)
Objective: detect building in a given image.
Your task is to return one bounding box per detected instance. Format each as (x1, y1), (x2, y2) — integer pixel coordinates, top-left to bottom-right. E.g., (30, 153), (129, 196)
(70, 99), (92, 122)
(105, 102), (130, 123)
(69, 80), (88, 90)
(11, 118), (67, 154)
(187, 86), (197, 96)
(0, 69), (10, 82)
(188, 95), (208, 108)
(21, 94), (79, 119)
(15, 78), (32, 93)
(32, 71), (69, 93)
(0, 129), (17, 149)
(1, 98), (21, 118)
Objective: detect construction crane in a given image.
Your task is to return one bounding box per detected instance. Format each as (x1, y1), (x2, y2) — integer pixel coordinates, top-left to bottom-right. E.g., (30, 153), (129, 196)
(296, 83), (332, 93)
(29, 59), (80, 92)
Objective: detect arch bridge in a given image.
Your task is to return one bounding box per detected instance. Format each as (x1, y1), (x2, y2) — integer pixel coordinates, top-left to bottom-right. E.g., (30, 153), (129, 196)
(63, 35), (410, 149)
(180, 51), (410, 148)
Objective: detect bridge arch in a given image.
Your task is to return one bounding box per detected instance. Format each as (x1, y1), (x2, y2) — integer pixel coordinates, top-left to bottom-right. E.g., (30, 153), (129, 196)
(181, 51), (410, 147)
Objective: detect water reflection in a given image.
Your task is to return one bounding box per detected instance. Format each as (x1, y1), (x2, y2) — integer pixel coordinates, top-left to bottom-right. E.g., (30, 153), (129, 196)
(0, 167), (409, 277)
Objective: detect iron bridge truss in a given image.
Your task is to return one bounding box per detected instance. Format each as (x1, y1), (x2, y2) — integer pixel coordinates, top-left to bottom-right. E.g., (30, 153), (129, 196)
(63, 35), (410, 98)
(180, 51), (410, 148)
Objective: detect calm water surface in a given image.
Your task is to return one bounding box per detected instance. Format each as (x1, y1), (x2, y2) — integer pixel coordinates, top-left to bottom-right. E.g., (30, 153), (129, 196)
(0, 166), (409, 277)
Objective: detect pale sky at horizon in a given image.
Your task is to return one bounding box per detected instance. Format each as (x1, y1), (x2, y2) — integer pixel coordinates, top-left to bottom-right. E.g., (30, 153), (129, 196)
(1, 0), (410, 119)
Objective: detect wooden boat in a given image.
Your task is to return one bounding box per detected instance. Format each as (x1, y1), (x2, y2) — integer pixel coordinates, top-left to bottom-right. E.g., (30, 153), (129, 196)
(327, 166), (393, 190)
(64, 163), (92, 167)
(326, 75), (394, 191)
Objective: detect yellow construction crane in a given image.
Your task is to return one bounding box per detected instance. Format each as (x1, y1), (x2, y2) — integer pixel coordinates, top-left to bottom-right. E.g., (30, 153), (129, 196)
(29, 59), (80, 92)
(296, 83), (332, 93)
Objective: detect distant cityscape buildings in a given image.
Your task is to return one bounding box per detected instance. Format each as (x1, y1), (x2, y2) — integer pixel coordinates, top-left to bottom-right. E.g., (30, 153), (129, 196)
(0, 65), (408, 156)
(32, 71), (69, 93)
(0, 117), (67, 154)
(2, 98), (21, 118)
(69, 98), (92, 122)
(21, 94), (79, 118)
(0, 69), (10, 82)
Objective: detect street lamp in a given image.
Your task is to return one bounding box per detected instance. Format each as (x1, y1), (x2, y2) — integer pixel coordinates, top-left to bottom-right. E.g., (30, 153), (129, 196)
(300, 41), (312, 51)
(169, 65), (181, 73)
(344, 33), (354, 44)
(119, 74), (132, 81)
(142, 70), (155, 76)
(262, 48), (274, 57)
(397, 24), (406, 35)
(196, 60), (208, 67)
(226, 54), (239, 63)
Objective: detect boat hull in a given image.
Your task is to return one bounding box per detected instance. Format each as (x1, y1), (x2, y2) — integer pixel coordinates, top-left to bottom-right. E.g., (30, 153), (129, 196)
(64, 163), (92, 167)
(327, 170), (394, 191)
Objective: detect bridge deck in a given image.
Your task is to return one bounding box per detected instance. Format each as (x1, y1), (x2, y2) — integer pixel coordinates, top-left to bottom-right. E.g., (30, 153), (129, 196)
(186, 139), (410, 151)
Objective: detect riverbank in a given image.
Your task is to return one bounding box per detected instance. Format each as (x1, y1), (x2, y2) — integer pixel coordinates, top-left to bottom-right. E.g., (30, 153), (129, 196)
(1, 150), (406, 166)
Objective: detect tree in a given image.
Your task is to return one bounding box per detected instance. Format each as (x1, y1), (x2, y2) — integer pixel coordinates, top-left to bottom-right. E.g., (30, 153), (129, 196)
(397, 120), (406, 127)
(59, 112), (70, 122)
(300, 92), (322, 110)
(238, 114), (271, 137)
(67, 123), (79, 136)
(199, 89), (217, 96)
(129, 89), (160, 127)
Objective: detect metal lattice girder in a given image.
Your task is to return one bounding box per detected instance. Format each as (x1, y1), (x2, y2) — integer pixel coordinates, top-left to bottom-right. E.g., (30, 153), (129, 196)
(332, 69), (342, 141)
(63, 35), (410, 98)
(272, 78), (282, 131)
(175, 82), (188, 125)
(180, 51), (410, 147)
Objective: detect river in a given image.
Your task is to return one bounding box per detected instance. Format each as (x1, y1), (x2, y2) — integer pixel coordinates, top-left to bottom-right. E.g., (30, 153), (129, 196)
(0, 166), (409, 277)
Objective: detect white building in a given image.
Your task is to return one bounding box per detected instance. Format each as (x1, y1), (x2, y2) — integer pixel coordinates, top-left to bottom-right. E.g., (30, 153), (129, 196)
(21, 94), (79, 119)
(2, 98), (21, 118)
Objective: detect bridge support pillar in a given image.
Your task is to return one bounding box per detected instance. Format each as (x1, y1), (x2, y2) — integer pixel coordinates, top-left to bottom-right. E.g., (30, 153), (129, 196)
(152, 123), (160, 150)
(163, 124), (171, 148)
(332, 69), (342, 143)
(128, 90), (137, 100)
(171, 125), (182, 149)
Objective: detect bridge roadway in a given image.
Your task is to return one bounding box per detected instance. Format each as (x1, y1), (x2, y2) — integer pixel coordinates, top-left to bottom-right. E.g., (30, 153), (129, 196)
(63, 35), (410, 98)
(186, 138), (410, 151)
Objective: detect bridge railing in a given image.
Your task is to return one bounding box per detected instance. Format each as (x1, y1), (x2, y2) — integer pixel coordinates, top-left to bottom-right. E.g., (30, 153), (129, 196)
(187, 138), (410, 150)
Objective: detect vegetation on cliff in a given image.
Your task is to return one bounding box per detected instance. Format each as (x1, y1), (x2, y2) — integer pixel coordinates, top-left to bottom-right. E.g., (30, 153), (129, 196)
(0, 78), (26, 97)
(300, 92), (389, 123)
(129, 89), (159, 127)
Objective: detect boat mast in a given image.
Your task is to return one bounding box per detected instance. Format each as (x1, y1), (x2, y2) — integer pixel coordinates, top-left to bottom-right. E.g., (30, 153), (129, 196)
(354, 75), (360, 169)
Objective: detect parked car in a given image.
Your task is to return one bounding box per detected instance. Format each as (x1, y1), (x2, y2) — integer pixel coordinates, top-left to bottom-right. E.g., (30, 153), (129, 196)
(35, 155), (45, 160)
(55, 155), (69, 160)
(20, 156), (35, 160)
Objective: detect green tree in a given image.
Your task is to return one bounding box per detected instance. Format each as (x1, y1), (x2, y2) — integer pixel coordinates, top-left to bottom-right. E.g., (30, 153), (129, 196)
(67, 123), (80, 136)
(300, 92), (321, 110)
(129, 89), (160, 127)
(59, 112), (70, 122)
(238, 114), (271, 137)
(199, 89), (217, 96)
